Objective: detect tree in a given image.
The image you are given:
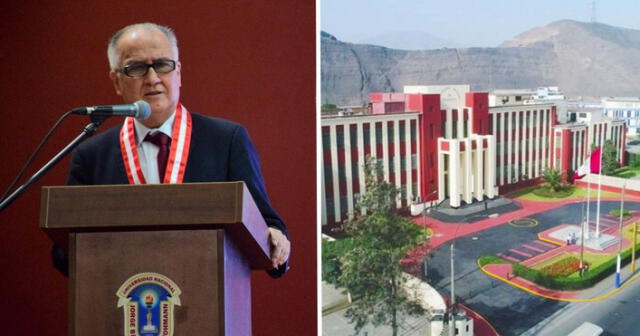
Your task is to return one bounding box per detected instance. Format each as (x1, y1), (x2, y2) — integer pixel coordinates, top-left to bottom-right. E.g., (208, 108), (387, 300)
(602, 139), (618, 176)
(541, 167), (562, 192)
(326, 157), (427, 335)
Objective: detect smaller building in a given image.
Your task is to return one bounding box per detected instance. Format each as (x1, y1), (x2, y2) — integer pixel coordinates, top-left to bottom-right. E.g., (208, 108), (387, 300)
(602, 97), (640, 137)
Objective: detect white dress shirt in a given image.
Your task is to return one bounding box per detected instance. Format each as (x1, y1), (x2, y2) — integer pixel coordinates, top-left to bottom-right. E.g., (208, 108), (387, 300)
(133, 112), (175, 184)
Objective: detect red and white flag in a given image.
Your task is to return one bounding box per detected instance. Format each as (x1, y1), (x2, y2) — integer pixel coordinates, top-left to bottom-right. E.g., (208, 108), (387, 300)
(572, 146), (601, 179)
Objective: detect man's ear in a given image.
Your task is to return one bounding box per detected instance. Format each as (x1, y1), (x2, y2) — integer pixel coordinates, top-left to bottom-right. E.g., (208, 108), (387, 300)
(176, 61), (182, 88)
(109, 70), (123, 96)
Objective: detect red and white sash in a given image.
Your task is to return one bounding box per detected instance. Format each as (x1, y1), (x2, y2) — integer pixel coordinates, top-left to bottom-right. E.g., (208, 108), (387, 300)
(119, 103), (192, 184)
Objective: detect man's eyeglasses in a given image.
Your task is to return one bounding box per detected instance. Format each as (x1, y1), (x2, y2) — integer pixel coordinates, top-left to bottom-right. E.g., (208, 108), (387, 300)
(118, 59), (176, 78)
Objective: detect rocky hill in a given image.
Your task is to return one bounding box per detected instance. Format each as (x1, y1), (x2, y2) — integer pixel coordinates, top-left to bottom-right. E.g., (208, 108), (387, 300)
(322, 21), (640, 106)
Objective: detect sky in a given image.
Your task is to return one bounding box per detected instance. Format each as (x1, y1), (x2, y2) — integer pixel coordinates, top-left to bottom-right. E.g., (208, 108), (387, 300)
(321, 0), (640, 48)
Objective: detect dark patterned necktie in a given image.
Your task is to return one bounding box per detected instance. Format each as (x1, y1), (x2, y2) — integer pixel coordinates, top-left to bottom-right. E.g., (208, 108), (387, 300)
(144, 132), (171, 182)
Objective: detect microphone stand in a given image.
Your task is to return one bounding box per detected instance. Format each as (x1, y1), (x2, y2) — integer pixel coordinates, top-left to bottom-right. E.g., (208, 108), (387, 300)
(0, 116), (106, 212)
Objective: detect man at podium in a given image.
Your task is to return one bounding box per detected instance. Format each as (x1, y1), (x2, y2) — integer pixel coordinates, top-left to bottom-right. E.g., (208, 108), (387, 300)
(52, 22), (290, 277)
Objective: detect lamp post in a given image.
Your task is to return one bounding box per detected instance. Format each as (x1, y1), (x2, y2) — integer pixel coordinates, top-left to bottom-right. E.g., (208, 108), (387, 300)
(449, 215), (464, 336)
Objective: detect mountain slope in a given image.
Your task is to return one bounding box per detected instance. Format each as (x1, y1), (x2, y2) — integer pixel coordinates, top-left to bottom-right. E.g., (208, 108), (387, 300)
(322, 21), (640, 106)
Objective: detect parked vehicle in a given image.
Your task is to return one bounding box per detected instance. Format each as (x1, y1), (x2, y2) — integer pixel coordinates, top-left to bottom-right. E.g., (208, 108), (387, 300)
(567, 322), (604, 336)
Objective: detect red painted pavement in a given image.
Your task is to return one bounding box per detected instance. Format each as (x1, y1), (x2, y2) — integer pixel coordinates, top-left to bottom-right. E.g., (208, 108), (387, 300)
(509, 248), (533, 258)
(413, 196), (640, 251)
(521, 243), (546, 253)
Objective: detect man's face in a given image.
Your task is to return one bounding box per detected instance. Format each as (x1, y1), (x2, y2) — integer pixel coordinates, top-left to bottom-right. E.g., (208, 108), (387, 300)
(109, 28), (181, 128)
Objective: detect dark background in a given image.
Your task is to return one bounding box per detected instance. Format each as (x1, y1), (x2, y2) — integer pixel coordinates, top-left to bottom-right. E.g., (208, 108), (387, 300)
(0, 2), (316, 335)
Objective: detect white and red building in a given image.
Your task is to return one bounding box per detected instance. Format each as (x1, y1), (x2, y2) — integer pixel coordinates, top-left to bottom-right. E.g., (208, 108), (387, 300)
(321, 86), (627, 226)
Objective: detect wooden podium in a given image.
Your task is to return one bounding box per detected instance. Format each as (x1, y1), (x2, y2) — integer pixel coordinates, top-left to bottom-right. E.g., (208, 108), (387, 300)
(40, 182), (273, 336)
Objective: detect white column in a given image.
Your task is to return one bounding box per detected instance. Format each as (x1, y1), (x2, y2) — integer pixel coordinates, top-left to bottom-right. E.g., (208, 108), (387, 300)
(618, 125), (624, 163)
(457, 109), (465, 139)
(535, 109), (542, 177)
(404, 119), (413, 203)
(527, 110), (534, 178)
(487, 135), (497, 198)
(357, 122), (366, 199)
(394, 119), (402, 208)
(344, 124), (354, 219)
(576, 129), (583, 169)
(468, 107), (474, 136)
(329, 124), (341, 222)
(507, 110), (513, 183)
(541, 109), (549, 171)
(571, 130), (577, 171)
(382, 121), (390, 182)
(446, 109), (453, 139)
(321, 130), (327, 225)
(449, 140), (461, 207)
(499, 111), (505, 185)
(464, 137), (473, 204)
(438, 140), (446, 202)
(515, 110), (521, 182)
(415, 120), (421, 199)
(475, 137), (484, 200)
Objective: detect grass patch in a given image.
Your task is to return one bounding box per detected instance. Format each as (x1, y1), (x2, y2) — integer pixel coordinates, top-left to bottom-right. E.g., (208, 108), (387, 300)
(532, 186), (574, 198)
(532, 253), (573, 270)
(478, 255), (510, 267)
(511, 186), (620, 202)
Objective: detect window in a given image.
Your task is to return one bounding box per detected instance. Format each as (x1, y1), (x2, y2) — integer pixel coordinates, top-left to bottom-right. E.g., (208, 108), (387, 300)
(363, 125), (370, 147)
(429, 123), (434, 139)
(322, 128), (330, 151)
(410, 121), (417, 141)
(350, 125), (358, 148)
(337, 127), (344, 149)
(411, 154), (417, 169)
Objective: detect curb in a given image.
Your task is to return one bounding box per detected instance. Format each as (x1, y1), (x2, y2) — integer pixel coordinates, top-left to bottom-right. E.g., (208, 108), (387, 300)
(479, 261), (640, 303)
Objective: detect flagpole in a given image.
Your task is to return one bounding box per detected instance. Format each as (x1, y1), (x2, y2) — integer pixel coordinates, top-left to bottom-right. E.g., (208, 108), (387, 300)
(595, 138), (603, 238)
(580, 196), (586, 273)
(585, 147), (592, 241)
(615, 183), (625, 288)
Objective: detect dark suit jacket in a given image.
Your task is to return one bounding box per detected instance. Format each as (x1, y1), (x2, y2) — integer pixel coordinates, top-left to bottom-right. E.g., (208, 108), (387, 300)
(53, 112), (288, 277)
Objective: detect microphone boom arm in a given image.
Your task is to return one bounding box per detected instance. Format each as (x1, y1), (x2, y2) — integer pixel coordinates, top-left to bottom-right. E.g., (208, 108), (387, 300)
(0, 116), (106, 212)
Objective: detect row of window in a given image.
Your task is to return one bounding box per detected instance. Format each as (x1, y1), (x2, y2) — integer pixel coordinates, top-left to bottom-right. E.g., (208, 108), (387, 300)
(492, 110), (550, 135)
(606, 109), (640, 119)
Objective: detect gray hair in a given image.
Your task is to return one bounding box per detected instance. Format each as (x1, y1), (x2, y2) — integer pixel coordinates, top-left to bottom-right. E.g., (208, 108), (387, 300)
(107, 23), (179, 70)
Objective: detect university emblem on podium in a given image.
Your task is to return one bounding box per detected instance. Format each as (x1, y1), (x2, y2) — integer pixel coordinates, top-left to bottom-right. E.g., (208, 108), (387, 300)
(116, 272), (182, 336)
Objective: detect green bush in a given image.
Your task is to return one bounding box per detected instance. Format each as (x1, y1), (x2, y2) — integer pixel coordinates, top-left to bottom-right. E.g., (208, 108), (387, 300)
(610, 208), (632, 219)
(321, 103), (337, 111)
(629, 153), (640, 168)
(513, 243), (640, 290)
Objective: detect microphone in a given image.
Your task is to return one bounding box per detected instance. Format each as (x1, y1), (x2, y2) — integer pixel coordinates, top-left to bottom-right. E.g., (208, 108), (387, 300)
(71, 100), (151, 120)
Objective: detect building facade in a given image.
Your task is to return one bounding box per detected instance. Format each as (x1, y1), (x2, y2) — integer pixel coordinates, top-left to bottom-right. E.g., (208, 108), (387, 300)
(602, 97), (640, 137)
(321, 87), (627, 226)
